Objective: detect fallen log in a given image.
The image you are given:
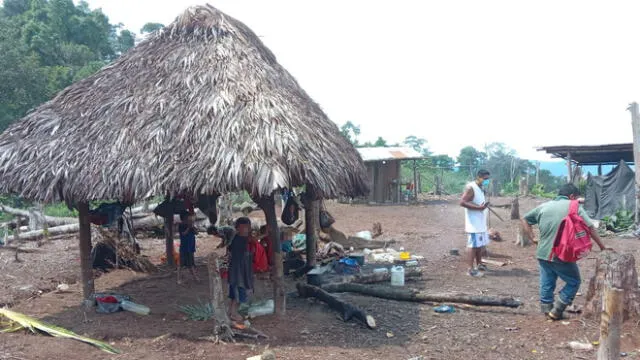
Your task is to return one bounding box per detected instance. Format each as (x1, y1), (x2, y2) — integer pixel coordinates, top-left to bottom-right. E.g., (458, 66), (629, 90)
(14, 214), (212, 241)
(296, 283), (376, 329)
(350, 267), (422, 284)
(0, 245), (43, 253)
(320, 283), (522, 308)
(0, 205), (76, 227)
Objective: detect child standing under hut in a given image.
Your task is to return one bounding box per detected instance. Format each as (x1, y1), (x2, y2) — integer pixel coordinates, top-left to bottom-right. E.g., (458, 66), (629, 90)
(227, 217), (254, 323)
(178, 213), (200, 284)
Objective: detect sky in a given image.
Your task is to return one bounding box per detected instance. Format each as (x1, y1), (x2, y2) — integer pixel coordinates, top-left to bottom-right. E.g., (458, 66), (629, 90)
(80, 0), (640, 161)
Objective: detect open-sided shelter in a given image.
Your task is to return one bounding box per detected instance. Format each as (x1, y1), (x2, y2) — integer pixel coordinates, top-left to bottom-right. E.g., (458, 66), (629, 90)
(357, 147), (423, 203)
(0, 4), (368, 313)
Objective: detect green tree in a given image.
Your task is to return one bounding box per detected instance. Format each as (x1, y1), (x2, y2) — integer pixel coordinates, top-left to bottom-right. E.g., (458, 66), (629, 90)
(373, 136), (387, 147)
(0, 0), (136, 131)
(140, 22), (164, 34)
(403, 135), (427, 152)
(339, 121), (361, 145)
(431, 154), (455, 170)
(457, 146), (486, 178)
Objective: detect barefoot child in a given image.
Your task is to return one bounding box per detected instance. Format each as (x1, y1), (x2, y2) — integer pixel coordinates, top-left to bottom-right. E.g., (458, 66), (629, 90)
(227, 217), (254, 322)
(178, 213), (200, 283)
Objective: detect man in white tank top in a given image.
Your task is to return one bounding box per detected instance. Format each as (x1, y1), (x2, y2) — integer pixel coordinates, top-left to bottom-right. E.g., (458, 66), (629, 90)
(459, 169), (491, 277)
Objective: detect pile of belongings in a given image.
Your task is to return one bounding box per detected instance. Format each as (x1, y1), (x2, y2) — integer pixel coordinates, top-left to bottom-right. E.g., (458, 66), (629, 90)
(365, 248), (424, 264)
(91, 226), (156, 273)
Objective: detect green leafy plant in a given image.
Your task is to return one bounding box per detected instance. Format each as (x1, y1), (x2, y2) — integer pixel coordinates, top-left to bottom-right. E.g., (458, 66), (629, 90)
(530, 184), (555, 199)
(602, 209), (635, 233)
(179, 300), (214, 321)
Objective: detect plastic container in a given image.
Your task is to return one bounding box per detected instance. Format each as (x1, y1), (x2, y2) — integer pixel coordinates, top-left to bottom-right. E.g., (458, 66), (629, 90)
(405, 260), (419, 267)
(390, 266), (405, 286)
(248, 299), (274, 318)
(120, 300), (150, 315)
(373, 267), (389, 274)
(399, 252), (411, 260)
(355, 231), (372, 240)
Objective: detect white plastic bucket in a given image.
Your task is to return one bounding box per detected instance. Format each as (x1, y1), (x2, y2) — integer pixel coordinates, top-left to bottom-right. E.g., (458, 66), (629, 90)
(390, 266), (405, 286)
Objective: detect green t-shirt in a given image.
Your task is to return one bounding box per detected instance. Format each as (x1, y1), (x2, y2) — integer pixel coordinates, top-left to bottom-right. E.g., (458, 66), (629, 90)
(523, 196), (594, 260)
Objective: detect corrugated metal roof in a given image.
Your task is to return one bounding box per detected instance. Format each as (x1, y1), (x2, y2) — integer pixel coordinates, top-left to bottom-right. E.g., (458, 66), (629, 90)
(357, 147), (424, 162)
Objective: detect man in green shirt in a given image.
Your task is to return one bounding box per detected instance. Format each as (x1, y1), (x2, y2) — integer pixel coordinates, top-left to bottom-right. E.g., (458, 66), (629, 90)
(522, 183), (611, 320)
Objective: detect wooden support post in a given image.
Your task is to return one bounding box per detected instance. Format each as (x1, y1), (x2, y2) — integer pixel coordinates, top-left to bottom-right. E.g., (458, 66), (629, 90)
(164, 215), (175, 267)
(597, 286), (624, 360)
(535, 161), (540, 185)
(628, 102), (640, 224)
(259, 194), (284, 315)
(567, 152), (573, 183)
(412, 160), (418, 200)
(77, 202), (94, 303)
(598, 164), (603, 176)
(303, 184), (317, 267)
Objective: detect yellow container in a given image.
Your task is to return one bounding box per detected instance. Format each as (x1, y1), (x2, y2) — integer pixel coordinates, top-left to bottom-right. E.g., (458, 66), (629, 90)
(399, 252), (410, 260)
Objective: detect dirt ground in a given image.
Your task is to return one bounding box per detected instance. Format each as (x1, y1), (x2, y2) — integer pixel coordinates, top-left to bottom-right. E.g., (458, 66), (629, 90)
(2, 197), (640, 360)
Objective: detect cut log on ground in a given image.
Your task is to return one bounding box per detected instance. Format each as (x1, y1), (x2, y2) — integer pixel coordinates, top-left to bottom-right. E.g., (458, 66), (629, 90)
(320, 283), (522, 308)
(296, 283), (376, 329)
(584, 251), (640, 320)
(0, 205), (76, 227)
(348, 267), (422, 284)
(482, 259), (506, 267)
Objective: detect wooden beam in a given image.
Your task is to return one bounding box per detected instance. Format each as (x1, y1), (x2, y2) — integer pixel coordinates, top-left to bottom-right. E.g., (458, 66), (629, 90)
(629, 102), (640, 224)
(303, 184), (317, 267)
(567, 152), (573, 183)
(77, 202), (94, 302)
(413, 159), (418, 200)
(164, 215), (175, 267)
(259, 194), (285, 315)
(598, 164), (603, 176)
(597, 287), (624, 360)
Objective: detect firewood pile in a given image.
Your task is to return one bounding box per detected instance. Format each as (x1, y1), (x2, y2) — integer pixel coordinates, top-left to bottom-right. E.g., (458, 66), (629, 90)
(91, 226), (157, 273)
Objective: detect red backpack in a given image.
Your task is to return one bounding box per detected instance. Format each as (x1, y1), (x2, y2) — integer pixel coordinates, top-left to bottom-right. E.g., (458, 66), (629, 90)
(551, 200), (592, 262)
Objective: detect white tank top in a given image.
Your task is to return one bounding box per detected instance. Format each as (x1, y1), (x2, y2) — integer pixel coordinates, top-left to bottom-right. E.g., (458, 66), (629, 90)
(464, 181), (488, 233)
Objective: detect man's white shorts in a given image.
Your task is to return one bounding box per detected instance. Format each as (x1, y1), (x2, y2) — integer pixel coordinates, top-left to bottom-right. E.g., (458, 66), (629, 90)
(467, 232), (489, 248)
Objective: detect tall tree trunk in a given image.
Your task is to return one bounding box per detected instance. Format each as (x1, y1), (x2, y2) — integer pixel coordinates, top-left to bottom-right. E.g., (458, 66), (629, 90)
(164, 215), (175, 267)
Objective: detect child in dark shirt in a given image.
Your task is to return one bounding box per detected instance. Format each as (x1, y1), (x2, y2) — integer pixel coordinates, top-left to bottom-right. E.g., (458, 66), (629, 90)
(227, 217), (253, 322)
(178, 212), (199, 283)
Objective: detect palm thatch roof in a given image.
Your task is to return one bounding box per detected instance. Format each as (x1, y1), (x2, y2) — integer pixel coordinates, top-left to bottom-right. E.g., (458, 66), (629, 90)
(0, 4), (368, 204)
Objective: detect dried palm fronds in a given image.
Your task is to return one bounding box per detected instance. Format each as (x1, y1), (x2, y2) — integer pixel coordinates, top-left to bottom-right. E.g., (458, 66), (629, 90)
(0, 4), (368, 206)
(92, 226), (157, 273)
(0, 308), (120, 354)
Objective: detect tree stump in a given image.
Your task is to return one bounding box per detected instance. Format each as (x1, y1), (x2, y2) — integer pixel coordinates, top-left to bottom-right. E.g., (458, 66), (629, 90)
(207, 252), (234, 342)
(514, 223), (531, 247)
(510, 197), (520, 220)
(584, 252), (640, 320)
(597, 286), (624, 360)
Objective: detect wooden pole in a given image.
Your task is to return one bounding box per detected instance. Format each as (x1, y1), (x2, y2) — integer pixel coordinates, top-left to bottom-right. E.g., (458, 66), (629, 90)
(259, 194), (285, 315)
(164, 215), (175, 267)
(598, 164), (603, 176)
(597, 286), (624, 360)
(77, 202), (94, 303)
(303, 184), (317, 267)
(567, 152), (573, 183)
(535, 161), (540, 185)
(628, 102), (640, 224)
(413, 160), (418, 200)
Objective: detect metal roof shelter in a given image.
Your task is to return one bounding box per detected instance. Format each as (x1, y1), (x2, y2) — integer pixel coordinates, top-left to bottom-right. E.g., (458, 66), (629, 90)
(356, 147), (424, 203)
(538, 143), (634, 180)
(357, 147), (423, 162)
(537, 143), (633, 165)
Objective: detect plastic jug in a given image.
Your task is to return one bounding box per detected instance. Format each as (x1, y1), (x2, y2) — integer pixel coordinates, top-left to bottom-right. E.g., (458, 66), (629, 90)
(390, 266), (405, 286)
(120, 300), (150, 315)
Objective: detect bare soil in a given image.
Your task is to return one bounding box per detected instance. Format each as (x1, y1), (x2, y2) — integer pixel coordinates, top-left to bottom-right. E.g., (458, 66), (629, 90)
(2, 197), (640, 360)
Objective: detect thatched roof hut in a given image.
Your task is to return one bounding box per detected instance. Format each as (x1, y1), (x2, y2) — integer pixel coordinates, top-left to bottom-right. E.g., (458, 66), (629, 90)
(0, 4), (367, 204)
